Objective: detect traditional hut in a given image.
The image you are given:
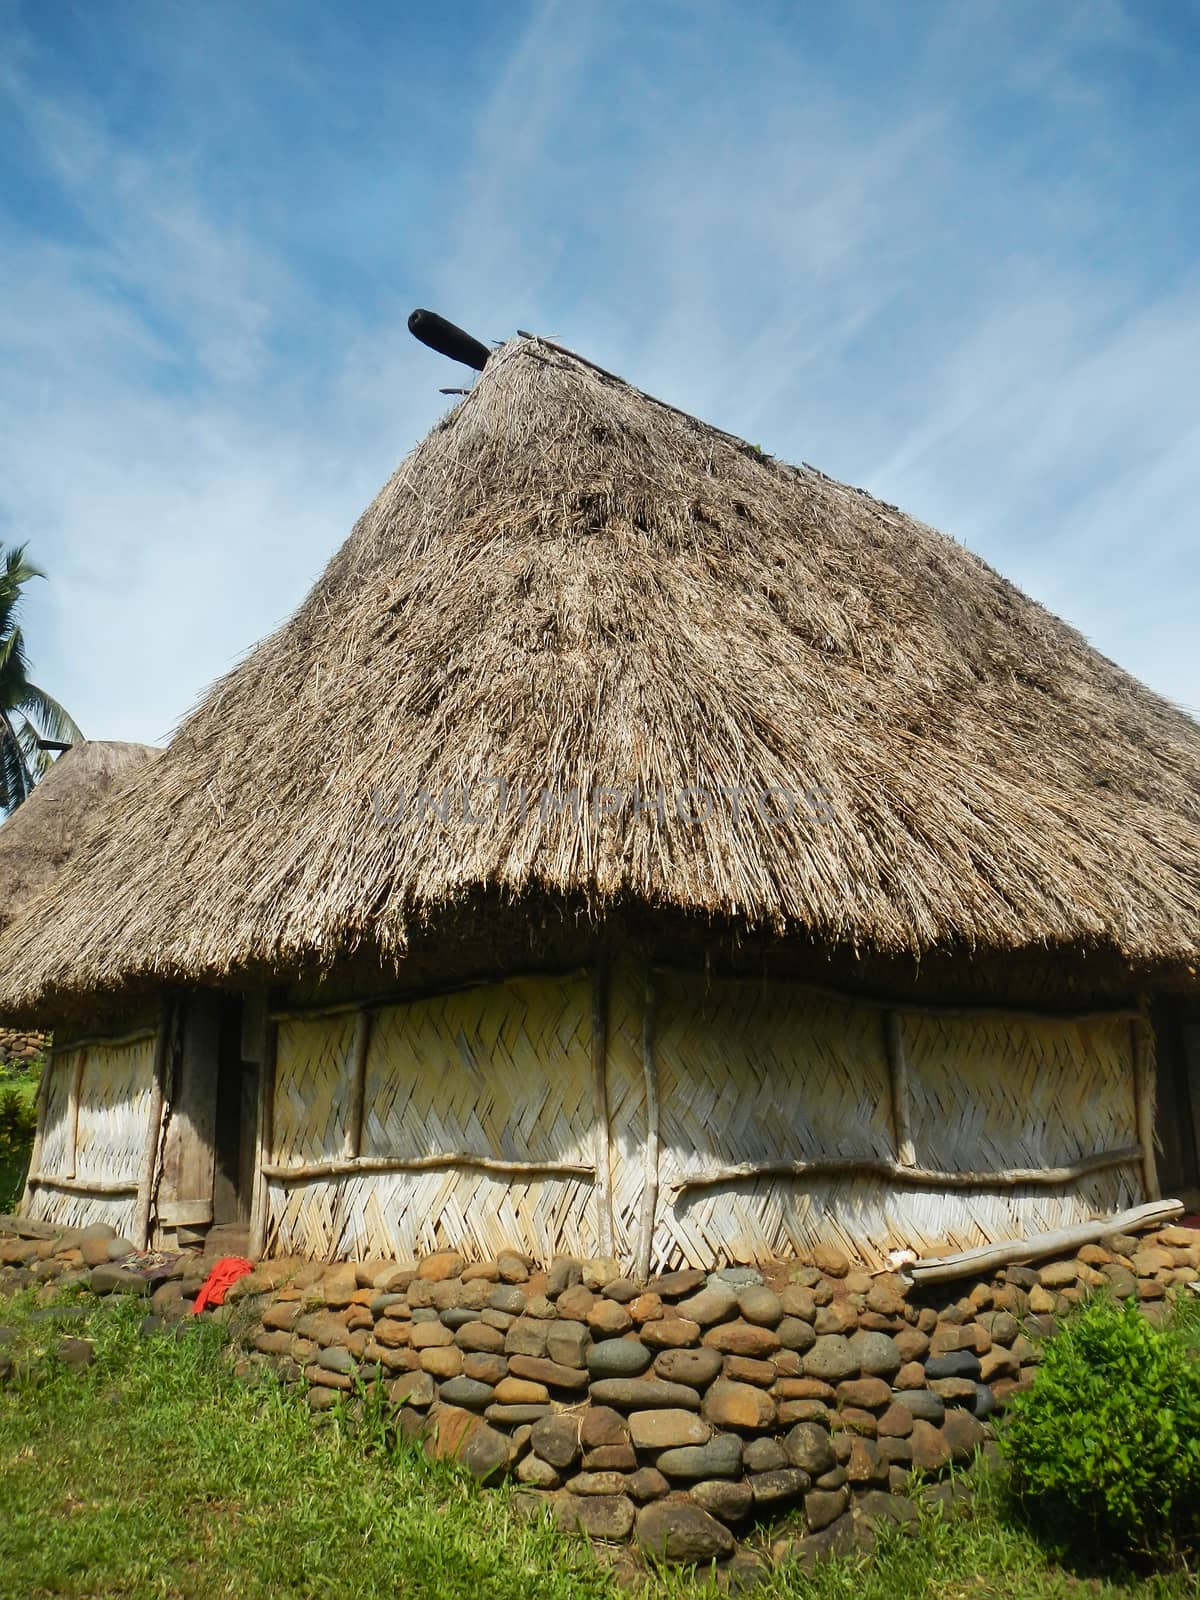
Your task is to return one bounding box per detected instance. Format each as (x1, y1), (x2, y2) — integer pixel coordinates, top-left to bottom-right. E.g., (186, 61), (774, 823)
(1, 331), (1198, 1268)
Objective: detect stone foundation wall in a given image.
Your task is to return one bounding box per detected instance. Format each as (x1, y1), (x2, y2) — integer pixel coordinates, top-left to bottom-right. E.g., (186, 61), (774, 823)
(0, 1029), (47, 1066)
(2, 1215), (1198, 1568)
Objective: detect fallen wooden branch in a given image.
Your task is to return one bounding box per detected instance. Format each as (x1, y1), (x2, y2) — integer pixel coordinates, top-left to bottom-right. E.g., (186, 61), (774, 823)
(900, 1197), (1185, 1286)
(25, 1173), (139, 1196)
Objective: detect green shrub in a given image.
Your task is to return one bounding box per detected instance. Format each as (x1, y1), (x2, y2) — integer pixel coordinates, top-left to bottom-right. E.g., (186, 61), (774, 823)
(1001, 1293), (1200, 1563)
(0, 1076), (38, 1211)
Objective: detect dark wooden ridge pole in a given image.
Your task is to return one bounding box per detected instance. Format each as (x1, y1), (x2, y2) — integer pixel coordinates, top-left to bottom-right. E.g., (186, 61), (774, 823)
(408, 309), (491, 371)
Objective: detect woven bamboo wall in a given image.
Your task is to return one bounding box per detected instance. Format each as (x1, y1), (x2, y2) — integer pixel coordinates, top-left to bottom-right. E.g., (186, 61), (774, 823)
(267, 974), (608, 1259)
(262, 959), (1144, 1269)
(649, 972), (1140, 1269)
(24, 1034), (155, 1235)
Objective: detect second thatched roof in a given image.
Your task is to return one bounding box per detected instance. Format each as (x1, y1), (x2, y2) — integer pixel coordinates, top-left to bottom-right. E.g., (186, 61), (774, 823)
(1, 336), (1198, 1015)
(0, 741), (158, 938)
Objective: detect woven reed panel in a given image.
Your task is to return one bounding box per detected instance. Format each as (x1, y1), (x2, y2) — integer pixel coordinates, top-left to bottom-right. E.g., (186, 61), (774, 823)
(272, 1013), (358, 1164)
(268, 974), (602, 1262)
(651, 975), (893, 1270)
(606, 957), (649, 1262)
(902, 1012), (1136, 1172)
(25, 1038), (152, 1235)
(34, 1052), (74, 1177)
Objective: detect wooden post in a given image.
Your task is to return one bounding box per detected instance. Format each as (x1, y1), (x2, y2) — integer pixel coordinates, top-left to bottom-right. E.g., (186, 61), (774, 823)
(884, 1011), (916, 1167)
(1132, 1004), (1160, 1201)
(342, 1009), (372, 1160)
(590, 958), (614, 1257)
(133, 998), (173, 1248)
(64, 1048), (87, 1181)
(249, 1002), (278, 1260)
(635, 973), (660, 1282)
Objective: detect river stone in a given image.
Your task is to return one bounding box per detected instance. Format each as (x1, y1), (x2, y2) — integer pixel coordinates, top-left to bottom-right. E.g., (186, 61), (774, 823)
(530, 1413), (582, 1470)
(388, 1371), (435, 1407)
(848, 1331), (901, 1378)
(738, 1286), (783, 1326)
(711, 1266), (763, 1287)
(546, 1256), (583, 1297)
(784, 1421), (836, 1476)
(556, 1284), (595, 1321)
(496, 1251), (530, 1283)
(805, 1486), (850, 1530)
(485, 1403), (552, 1424)
(702, 1378), (776, 1431)
(455, 1321), (506, 1353)
(566, 1470), (630, 1496)
(439, 1376), (494, 1411)
(57, 1337), (95, 1370)
(628, 1409), (711, 1450)
(742, 1437), (787, 1473)
(776, 1316), (817, 1353)
(493, 1376), (549, 1405)
(507, 1355), (589, 1391)
(837, 1376), (892, 1410)
(417, 1251), (465, 1283)
(909, 1419), (951, 1473)
(317, 1345), (355, 1374)
(854, 1489), (920, 1529)
(677, 1282), (740, 1326)
(802, 1335), (857, 1381)
(690, 1478), (754, 1523)
(642, 1318), (702, 1350)
(554, 1492), (635, 1542)
(488, 1285), (526, 1315)
(702, 1321), (780, 1358)
(924, 1351), (981, 1381)
(653, 1347), (723, 1389)
(626, 1466), (670, 1502)
(942, 1406), (986, 1461)
(411, 1322), (454, 1350)
(546, 1320), (590, 1369)
(648, 1268), (707, 1299)
(896, 1388), (944, 1424)
(590, 1378), (702, 1411)
(636, 1501), (735, 1563)
(657, 1433), (743, 1480)
(587, 1299), (633, 1336)
(504, 1318), (549, 1358)
(751, 1468), (810, 1507)
(581, 1406), (630, 1448)
(587, 1338), (652, 1378)
(89, 1264), (150, 1296)
(518, 1454), (560, 1488)
(603, 1277), (640, 1303)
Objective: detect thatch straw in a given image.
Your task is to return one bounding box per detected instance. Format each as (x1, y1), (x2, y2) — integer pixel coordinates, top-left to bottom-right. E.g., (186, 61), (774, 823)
(1, 336), (1198, 1016)
(0, 741), (158, 936)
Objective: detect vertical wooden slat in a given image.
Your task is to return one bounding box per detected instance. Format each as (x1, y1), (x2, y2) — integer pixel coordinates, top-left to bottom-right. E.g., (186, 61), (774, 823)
(635, 972), (660, 1281)
(1132, 1002), (1160, 1201)
(133, 998), (172, 1248)
(342, 1008), (372, 1160)
(884, 1010), (916, 1167)
(590, 958), (614, 1257)
(64, 1048), (87, 1181)
(249, 1004), (278, 1259)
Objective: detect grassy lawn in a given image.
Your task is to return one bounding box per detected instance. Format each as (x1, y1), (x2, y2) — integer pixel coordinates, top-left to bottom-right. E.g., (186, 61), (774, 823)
(0, 1289), (1193, 1600)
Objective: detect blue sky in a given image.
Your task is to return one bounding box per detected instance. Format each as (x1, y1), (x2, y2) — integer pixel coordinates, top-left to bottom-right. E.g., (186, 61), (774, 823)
(1, 0), (1198, 744)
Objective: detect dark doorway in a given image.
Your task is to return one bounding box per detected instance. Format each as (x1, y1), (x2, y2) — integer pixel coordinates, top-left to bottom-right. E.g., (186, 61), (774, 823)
(1153, 996), (1200, 1212)
(213, 995), (259, 1227)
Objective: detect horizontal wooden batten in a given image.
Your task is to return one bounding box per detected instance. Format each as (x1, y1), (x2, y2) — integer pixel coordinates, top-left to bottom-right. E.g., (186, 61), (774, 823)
(26, 1172), (139, 1196)
(47, 1026), (158, 1056)
(262, 1153), (597, 1182)
(665, 1144), (1144, 1198)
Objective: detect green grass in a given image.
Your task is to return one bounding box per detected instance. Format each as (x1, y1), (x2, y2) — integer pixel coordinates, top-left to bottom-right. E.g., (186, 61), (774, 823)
(0, 1290), (1195, 1600)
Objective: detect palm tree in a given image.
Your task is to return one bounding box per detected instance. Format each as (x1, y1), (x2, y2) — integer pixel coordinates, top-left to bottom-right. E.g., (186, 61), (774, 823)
(0, 545), (83, 814)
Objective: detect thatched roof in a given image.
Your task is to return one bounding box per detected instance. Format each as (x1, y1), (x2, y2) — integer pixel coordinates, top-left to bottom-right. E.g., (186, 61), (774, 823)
(0, 336), (1198, 1016)
(0, 741), (158, 937)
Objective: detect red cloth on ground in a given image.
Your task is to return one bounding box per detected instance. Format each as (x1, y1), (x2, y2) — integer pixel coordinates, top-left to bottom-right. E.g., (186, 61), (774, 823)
(192, 1255), (254, 1314)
